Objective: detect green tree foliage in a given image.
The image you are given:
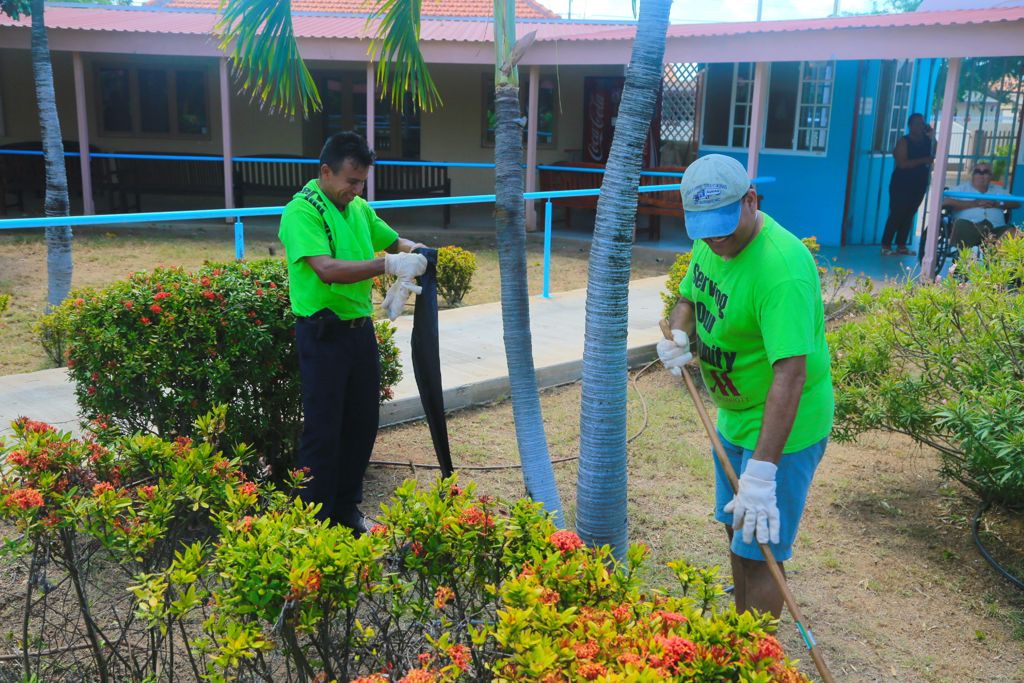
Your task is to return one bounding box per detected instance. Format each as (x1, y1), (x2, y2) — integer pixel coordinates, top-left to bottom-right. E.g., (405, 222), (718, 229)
(830, 236), (1024, 509)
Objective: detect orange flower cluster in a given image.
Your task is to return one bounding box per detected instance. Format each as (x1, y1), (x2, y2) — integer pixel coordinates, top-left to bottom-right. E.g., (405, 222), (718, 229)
(548, 529), (584, 553)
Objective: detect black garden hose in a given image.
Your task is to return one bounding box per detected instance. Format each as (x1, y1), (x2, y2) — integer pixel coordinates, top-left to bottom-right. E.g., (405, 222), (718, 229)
(972, 501), (1024, 592)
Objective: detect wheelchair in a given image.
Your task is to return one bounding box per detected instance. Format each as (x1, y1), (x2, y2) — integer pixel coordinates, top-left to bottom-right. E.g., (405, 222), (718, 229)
(917, 202), (1013, 275)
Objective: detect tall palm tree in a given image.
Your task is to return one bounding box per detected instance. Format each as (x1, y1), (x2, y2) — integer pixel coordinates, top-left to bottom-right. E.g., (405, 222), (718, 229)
(1, 0), (74, 310)
(492, 0), (564, 526)
(576, 0), (672, 559)
(217, 0), (564, 524)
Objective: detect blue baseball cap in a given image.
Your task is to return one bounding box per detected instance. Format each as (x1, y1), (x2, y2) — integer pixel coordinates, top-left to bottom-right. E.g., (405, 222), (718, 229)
(679, 155), (752, 240)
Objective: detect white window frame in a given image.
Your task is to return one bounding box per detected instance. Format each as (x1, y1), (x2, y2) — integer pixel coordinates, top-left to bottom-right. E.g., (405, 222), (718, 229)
(791, 61), (834, 154)
(701, 63), (753, 151)
(871, 59), (915, 154)
(702, 61), (834, 156)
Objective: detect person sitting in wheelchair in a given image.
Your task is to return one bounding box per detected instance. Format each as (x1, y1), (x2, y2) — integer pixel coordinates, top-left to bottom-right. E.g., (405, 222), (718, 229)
(945, 160), (1020, 251)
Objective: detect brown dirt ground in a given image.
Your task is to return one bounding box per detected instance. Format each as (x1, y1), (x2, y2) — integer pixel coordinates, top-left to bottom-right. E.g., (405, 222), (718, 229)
(368, 370), (1024, 683)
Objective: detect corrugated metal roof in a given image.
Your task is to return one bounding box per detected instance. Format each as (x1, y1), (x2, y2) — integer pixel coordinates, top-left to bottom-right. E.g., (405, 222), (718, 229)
(147, 0), (559, 19)
(1, 5), (1022, 43)
(0, 5), (632, 41)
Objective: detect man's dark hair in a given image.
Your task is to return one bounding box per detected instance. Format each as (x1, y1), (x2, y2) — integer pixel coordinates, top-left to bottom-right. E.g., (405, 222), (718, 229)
(907, 112), (925, 127)
(320, 132), (375, 172)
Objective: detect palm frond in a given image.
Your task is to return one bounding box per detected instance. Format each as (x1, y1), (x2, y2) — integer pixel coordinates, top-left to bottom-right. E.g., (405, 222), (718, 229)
(366, 0), (442, 112)
(215, 0), (321, 118)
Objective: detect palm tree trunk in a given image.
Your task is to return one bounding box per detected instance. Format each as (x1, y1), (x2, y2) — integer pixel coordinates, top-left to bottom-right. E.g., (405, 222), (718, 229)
(576, 0), (672, 559)
(493, 0), (564, 527)
(31, 0), (73, 310)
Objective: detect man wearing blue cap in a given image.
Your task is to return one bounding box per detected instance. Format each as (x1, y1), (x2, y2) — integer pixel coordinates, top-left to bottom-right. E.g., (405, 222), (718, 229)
(657, 154), (834, 618)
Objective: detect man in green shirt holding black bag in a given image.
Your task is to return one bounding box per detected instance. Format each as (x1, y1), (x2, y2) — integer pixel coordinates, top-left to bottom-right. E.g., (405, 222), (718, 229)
(658, 154), (834, 618)
(278, 132), (427, 534)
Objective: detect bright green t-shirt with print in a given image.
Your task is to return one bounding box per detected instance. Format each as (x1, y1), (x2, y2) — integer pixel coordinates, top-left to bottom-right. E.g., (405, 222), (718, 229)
(277, 179), (398, 319)
(678, 213), (833, 453)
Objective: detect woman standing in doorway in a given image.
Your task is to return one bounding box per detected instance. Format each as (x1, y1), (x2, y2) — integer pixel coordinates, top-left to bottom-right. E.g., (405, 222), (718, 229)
(880, 112), (934, 255)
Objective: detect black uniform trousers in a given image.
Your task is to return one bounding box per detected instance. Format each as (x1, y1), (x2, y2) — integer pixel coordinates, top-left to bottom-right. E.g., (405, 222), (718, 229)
(295, 311), (379, 525)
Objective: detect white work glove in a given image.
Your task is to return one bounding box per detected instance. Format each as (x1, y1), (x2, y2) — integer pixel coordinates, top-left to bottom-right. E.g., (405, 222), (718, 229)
(381, 277), (422, 321)
(384, 252), (428, 279)
(656, 329), (693, 377)
(724, 459), (780, 545)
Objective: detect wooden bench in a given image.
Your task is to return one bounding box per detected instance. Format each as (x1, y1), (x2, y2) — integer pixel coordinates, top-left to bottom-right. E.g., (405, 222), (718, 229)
(97, 153), (224, 211)
(233, 154), (311, 207)
(234, 157), (451, 226)
(537, 161), (687, 241)
(0, 140), (100, 214)
(373, 163), (451, 228)
(537, 160), (603, 228)
(637, 165), (687, 241)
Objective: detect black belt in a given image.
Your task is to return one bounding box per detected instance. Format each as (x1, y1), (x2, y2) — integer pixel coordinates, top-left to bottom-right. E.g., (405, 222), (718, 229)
(299, 310), (371, 339)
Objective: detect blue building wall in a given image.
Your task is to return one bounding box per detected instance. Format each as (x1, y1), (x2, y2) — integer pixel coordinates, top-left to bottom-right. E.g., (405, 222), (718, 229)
(696, 61), (858, 246)
(694, 59), (955, 247)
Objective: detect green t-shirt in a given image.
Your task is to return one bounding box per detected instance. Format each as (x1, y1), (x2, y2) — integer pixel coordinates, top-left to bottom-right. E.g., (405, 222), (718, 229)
(277, 179), (398, 319)
(678, 213), (834, 452)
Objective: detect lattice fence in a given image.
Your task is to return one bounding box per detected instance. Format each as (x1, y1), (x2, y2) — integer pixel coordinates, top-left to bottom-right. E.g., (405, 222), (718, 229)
(660, 62), (702, 165)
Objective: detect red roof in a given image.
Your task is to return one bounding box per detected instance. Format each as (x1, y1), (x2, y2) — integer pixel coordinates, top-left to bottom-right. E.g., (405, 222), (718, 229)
(1, 4), (1021, 43)
(147, 0), (559, 19)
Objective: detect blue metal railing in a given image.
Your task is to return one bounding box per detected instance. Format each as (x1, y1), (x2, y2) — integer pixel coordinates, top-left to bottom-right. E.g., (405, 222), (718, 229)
(0, 148), (778, 298)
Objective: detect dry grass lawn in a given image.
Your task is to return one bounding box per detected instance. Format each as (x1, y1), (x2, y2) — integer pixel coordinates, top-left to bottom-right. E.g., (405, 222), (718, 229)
(0, 223), (672, 376)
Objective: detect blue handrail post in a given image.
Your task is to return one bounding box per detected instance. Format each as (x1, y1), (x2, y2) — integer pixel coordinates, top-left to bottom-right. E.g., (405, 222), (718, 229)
(234, 217), (245, 260)
(542, 200), (552, 299)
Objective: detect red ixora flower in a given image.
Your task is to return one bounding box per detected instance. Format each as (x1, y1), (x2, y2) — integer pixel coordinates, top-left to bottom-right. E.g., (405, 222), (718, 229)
(238, 482), (258, 497)
(6, 450), (29, 467)
(448, 643), (471, 671)
(122, 301), (134, 310)
(574, 640), (599, 660)
(549, 530), (585, 553)
(140, 317), (152, 326)
(149, 304), (162, 314)
(6, 488), (45, 510)
(153, 291), (172, 300)
(15, 418), (55, 434)
(433, 585), (455, 609)
(458, 506), (494, 529)
(577, 661), (607, 681)
(202, 290), (216, 300)
(73, 298), (85, 306)
(397, 669), (437, 683)
(92, 481), (115, 497)
(753, 635), (784, 662)
(138, 485), (157, 500)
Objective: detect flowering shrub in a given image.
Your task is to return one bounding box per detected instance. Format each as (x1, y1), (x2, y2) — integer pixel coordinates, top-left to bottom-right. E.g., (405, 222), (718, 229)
(38, 260), (402, 480)
(129, 476), (807, 682)
(0, 407), (262, 682)
(436, 246), (477, 307)
(830, 235), (1024, 509)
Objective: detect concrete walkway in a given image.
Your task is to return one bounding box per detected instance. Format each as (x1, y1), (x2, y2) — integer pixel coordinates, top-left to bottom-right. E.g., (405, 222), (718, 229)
(0, 276), (668, 436)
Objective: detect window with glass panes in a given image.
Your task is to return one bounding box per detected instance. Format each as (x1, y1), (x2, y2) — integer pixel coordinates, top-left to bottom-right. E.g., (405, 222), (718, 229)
(795, 61), (834, 152)
(96, 65), (209, 138)
(701, 63), (754, 148)
(872, 60), (914, 153)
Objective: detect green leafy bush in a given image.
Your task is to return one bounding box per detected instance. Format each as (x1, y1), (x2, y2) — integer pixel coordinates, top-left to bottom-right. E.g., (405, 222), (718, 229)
(0, 408), (263, 682)
(0, 292), (10, 318)
(660, 251), (693, 319)
(39, 260), (402, 479)
(131, 476), (807, 682)
(830, 236), (1024, 509)
(436, 245), (478, 307)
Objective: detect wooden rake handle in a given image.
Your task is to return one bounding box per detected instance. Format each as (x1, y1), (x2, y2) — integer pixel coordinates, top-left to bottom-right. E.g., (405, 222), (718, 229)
(658, 320), (835, 683)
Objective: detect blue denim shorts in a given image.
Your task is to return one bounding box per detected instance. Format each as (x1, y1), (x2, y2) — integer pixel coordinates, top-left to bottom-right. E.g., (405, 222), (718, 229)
(713, 432), (828, 562)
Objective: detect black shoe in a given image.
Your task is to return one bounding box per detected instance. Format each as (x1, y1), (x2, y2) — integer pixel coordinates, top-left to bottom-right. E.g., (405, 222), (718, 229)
(337, 507), (372, 536)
